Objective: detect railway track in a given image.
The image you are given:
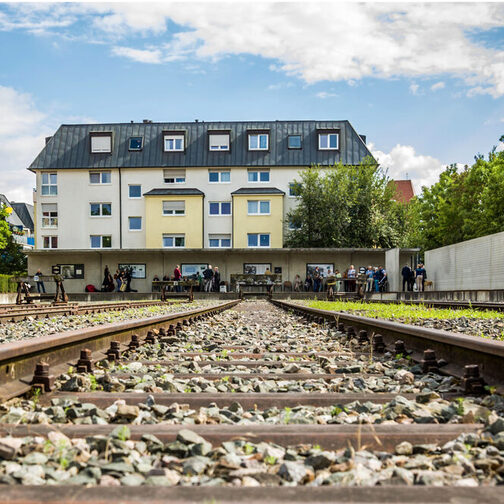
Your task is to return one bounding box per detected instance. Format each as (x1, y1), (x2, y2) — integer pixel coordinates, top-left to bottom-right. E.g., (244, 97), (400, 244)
(364, 297), (504, 312)
(0, 299), (188, 324)
(0, 299), (503, 502)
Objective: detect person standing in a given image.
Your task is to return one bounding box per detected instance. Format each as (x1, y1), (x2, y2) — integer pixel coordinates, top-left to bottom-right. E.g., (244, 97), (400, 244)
(415, 263), (425, 292)
(365, 266), (374, 293)
(326, 269), (336, 298)
(347, 265), (356, 292)
(294, 274), (301, 292)
(401, 264), (412, 291)
(34, 269), (46, 294)
(174, 264), (182, 292)
(373, 267), (380, 292)
(335, 269), (343, 292)
(313, 267), (321, 292)
(203, 264), (213, 292)
(212, 266), (221, 292)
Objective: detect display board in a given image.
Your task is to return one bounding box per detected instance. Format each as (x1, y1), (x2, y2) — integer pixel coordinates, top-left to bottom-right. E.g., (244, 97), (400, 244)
(118, 264), (146, 279)
(181, 264), (208, 277)
(306, 263), (334, 278)
(57, 264), (85, 279)
(243, 263), (272, 275)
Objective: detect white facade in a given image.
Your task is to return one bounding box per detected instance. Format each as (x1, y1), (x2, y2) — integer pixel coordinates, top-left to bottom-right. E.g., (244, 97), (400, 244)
(35, 166), (305, 250)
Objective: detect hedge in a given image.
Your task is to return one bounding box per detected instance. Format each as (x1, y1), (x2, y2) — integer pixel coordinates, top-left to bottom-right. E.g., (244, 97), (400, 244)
(0, 274), (19, 293)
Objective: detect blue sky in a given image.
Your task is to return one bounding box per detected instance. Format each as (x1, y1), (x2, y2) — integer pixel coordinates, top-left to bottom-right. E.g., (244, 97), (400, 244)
(1, 2), (504, 202)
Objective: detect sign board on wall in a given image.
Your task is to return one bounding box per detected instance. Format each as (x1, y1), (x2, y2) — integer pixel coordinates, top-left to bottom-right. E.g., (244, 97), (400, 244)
(244, 263), (272, 275)
(181, 264), (208, 277)
(58, 264), (85, 279)
(118, 264), (146, 279)
(306, 264), (334, 278)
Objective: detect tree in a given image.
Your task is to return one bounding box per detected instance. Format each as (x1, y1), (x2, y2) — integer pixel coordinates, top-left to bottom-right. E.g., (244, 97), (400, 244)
(407, 137), (504, 251)
(0, 204), (27, 274)
(285, 158), (409, 248)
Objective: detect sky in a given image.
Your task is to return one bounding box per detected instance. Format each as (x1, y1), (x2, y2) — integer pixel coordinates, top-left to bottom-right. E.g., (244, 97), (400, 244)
(1, 1), (504, 203)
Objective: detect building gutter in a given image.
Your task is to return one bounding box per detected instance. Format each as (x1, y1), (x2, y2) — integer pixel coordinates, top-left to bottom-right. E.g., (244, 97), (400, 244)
(119, 168), (122, 249)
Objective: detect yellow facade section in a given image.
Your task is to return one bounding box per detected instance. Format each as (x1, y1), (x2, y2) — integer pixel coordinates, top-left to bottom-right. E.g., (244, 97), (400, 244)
(232, 194), (284, 248)
(145, 195), (203, 248)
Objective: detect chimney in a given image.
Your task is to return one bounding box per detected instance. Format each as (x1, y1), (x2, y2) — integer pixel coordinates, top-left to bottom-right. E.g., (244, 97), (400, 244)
(45, 136), (52, 145)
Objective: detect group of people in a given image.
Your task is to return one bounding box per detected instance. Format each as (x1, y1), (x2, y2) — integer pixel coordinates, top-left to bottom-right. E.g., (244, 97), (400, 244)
(100, 266), (137, 293)
(402, 263), (428, 292)
(152, 264), (222, 292)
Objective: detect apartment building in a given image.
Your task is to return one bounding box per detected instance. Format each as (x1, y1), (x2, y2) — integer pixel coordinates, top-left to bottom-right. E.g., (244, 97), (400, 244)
(27, 120), (416, 291)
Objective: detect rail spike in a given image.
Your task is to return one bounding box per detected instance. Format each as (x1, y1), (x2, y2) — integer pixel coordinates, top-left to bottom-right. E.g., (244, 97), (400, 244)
(463, 364), (487, 395)
(76, 348), (93, 373)
(106, 341), (121, 362)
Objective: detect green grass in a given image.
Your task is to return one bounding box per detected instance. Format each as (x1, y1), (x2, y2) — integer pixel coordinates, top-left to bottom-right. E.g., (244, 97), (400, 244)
(304, 300), (504, 322)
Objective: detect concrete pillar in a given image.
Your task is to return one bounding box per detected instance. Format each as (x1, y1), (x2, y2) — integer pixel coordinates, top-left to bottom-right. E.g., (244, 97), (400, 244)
(385, 248), (400, 292)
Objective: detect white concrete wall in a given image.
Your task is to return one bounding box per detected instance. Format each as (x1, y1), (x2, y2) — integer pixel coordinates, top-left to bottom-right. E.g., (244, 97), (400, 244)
(385, 248), (400, 291)
(425, 231), (504, 290)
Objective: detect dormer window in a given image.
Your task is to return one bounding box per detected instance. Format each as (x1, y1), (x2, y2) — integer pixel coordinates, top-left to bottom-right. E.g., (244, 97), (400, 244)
(248, 132), (269, 151)
(129, 137), (143, 151)
(209, 132), (230, 151)
(90, 132), (112, 153)
(318, 131), (339, 150)
(164, 132), (185, 152)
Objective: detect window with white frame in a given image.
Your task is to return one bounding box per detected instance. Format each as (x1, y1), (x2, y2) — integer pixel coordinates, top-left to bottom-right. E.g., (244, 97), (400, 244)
(248, 133), (269, 150)
(90, 134), (112, 153)
(208, 170), (231, 183)
(41, 173), (57, 196)
(90, 235), (112, 248)
(41, 203), (58, 228)
(208, 234), (231, 248)
(209, 133), (230, 151)
(128, 217), (142, 231)
(209, 201), (231, 216)
(247, 233), (270, 248)
(247, 200), (270, 215)
(248, 170), (270, 182)
(163, 169), (186, 184)
(164, 134), (185, 152)
(89, 171), (111, 184)
(162, 201), (185, 215)
(42, 236), (58, 249)
(318, 132), (339, 150)
(90, 203), (112, 217)
(129, 185), (141, 198)
(163, 234), (185, 248)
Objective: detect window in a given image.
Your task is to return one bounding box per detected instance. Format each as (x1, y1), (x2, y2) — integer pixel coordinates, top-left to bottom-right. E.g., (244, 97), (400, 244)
(208, 234), (231, 248)
(289, 182), (300, 197)
(209, 133), (230, 151)
(90, 134), (112, 153)
(248, 170), (270, 182)
(90, 235), (112, 248)
(129, 185), (141, 198)
(129, 137), (143, 151)
(42, 236), (58, 249)
(208, 170), (231, 183)
(163, 169), (186, 184)
(244, 263), (271, 274)
(41, 173), (57, 196)
(41, 203), (58, 228)
(163, 234), (185, 248)
(162, 201), (185, 215)
(318, 132), (339, 150)
(288, 135), (302, 149)
(90, 203), (112, 217)
(89, 171), (111, 184)
(247, 233), (270, 248)
(247, 200), (270, 215)
(248, 133), (269, 151)
(164, 134), (184, 152)
(128, 217), (142, 231)
(209, 202), (231, 216)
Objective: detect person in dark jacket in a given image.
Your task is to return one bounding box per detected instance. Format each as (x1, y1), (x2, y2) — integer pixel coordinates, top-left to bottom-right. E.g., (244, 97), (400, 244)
(212, 266), (221, 292)
(401, 264), (412, 291)
(174, 264), (182, 292)
(203, 265), (213, 292)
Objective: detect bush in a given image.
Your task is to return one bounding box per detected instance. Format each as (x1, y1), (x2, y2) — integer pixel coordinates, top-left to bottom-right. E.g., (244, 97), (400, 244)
(0, 274), (19, 293)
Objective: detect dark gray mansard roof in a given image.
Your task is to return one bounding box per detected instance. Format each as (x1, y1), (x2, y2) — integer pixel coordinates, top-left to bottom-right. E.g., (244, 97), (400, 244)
(29, 120), (374, 170)
(231, 187), (285, 195)
(143, 188), (204, 196)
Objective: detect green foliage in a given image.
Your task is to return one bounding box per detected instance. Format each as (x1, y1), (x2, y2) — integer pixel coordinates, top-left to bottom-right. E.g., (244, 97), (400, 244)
(285, 158), (408, 248)
(407, 141), (504, 251)
(0, 274), (18, 293)
(306, 300), (504, 322)
(264, 455), (277, 465)
(0, 204), (26, 275)
(243, 443), (255, 455)
(0, 205), (11, 250)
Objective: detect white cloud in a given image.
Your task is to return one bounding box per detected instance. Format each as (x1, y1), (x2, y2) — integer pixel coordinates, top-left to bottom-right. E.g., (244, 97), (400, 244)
(0, 86), (51, 203)
(431, 81), (445, 91)
(267, 82), (294, 91)
(409, 83), (420, 96)
(2, 3), (504, 96)
(112, 46), (162, 64)
(315, 91), (338, 99)
(370, 143), (447, 193)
